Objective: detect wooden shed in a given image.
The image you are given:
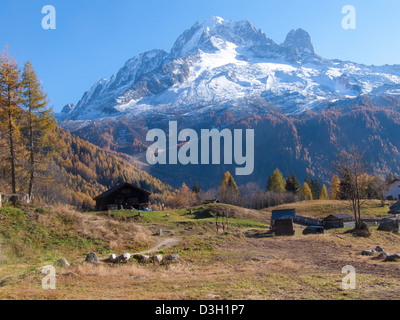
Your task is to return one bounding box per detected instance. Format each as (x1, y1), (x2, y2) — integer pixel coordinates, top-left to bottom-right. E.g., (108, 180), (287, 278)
(94, 182), (151, 211)
(271, 209), (296, 236)
(323, 213), (354, 229)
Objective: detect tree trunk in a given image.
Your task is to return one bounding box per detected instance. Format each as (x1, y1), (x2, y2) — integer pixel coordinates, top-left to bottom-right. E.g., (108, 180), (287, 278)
(7, 96), (16, 196)
(28, 107), (34, 201)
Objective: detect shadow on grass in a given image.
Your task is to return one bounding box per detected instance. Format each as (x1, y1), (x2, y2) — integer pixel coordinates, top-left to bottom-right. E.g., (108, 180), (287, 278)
(244, 229), (274, 238)
(184, 207), (214, 220)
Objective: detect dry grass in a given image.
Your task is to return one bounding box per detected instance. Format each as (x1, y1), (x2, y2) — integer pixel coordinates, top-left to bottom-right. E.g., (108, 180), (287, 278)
(61, 263), (152, 278)
(49, 204), (152, 246)
(262, 199), (389, 219)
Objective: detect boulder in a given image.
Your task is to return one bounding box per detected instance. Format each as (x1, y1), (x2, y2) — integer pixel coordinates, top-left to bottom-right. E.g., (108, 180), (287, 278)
(115, 253), (131, 263)
(85, 252), (99, 264)
(133, 254), (151, 264)
(362, 250), (377, 256)
(372, 252), (388, 260)
(152, 255), (163, 265)
(378, 219), (400, 233)
(378, 252), (388, 259)
(375, 246), (384, 252)
(165, 254), (179, 262)
(384, 254), (400, 262)
(108, 254), (117, 262)
(54, 258), (70, 268)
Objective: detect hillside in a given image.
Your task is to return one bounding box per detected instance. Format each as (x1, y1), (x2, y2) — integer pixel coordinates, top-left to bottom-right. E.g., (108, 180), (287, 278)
(122, 105), (400, 188)
(1, 202), (400, 300)
(51, 127), (176, 206)
(0, 125), (175, 207)
(261, 199), (390, 219)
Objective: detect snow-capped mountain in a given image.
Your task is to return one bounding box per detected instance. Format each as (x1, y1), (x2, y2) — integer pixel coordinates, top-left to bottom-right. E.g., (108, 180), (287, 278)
(59, 16), (400, 125)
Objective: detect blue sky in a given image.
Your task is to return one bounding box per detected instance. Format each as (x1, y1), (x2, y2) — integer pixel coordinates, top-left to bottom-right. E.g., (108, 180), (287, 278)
(1, 0), (400, 112)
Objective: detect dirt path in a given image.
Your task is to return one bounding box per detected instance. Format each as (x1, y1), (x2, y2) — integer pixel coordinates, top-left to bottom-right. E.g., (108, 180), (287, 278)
(134, 238), (179, 255)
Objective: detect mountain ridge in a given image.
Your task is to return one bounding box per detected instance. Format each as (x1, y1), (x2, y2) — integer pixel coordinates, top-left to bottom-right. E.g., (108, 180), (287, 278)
(58, 16), (400, 125)
(55, 17), (400, 188)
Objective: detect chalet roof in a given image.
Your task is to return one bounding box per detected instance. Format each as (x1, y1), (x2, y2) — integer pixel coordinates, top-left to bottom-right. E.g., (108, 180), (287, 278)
(387, 179), (400, 186)
(93, 182), (151, 200)
(323, 213), (354, 221)
(271, 209), (296, 221)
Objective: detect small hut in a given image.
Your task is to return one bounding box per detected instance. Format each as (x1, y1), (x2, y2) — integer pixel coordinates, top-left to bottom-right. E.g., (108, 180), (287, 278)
(271, 209), (296, 236)
(323, 213), (354, 229)
(388, 201), (400, 215)
(94, 182), (151, 211)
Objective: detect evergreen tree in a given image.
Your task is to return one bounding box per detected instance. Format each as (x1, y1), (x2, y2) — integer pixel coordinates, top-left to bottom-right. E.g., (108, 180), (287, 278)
(338, 168), (355, 201)
(192, 181), (201, 194)
(386, 173), (395, 184)
(21, 61), (57, 200)
(309, 178), (322, 200)
(265, 174), (272, 192)
(301, 182), (313, 200)
(366, 176), (384, 200)
(320, 184), (329, 200)
(285, 172), (301, 194)
(266, 168), (286, 193)
(0, 47), (22, 195)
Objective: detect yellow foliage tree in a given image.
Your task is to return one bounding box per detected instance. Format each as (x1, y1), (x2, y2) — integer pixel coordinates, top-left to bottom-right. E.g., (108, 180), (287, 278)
(320, 184), (329, 200)
(302, 182), (313, 200)
(329, 175), (341, 200)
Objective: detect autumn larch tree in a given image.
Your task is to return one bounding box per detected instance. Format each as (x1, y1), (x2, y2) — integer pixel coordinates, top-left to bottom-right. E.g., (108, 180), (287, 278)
(266, 168), (286, 193)
(320, 184), (329, 200)
(21, 61), (57, 200)
(219, 171), (241, 205)
(301, 182), (313, 201)
(0, 47), (22, 197)
(329, 175), (341, 200)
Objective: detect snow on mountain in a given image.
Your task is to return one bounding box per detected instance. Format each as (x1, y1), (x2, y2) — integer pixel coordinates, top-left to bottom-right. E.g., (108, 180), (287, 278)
(58, 17), (400, 126)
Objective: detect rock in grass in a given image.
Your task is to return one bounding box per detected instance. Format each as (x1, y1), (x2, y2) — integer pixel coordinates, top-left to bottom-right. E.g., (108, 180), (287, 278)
(384, 254), (400, 262)
(152, 255), (163, 265)
(378, 219), (400, 233)
(375, 246), (384, 252)
(54, 258), (70, 268)
(116, 253), (131, 263)
(85, 252), (99, 264)
(165, 254), (179, 262)
(108, 254), (117, 262)
(133, 254), (151, 264)
(372, 252), (388, 260)
(362, 250), (377, 256)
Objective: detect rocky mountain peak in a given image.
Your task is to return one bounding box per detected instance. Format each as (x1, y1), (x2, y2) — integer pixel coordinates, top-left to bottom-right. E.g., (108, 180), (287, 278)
(283, 28), (315, 54)
(170, 17), (272, 58)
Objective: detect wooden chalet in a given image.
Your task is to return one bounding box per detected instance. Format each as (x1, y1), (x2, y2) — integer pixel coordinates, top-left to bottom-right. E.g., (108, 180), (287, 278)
(94, 182), (151, 211)
(323, 213), (354, 229)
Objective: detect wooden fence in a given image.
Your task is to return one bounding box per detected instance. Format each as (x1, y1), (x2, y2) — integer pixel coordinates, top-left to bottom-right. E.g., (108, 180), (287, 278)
(294, 215), (323, 226)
